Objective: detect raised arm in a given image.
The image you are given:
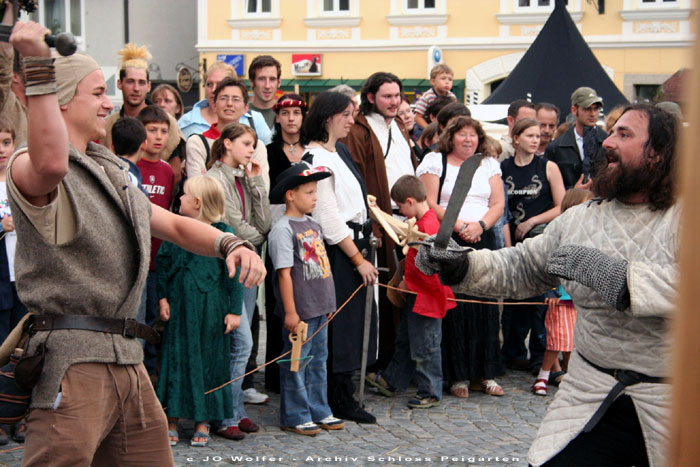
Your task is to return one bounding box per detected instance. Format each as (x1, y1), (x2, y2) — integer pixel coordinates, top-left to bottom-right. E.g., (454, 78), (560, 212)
(8, 21), (69, 206)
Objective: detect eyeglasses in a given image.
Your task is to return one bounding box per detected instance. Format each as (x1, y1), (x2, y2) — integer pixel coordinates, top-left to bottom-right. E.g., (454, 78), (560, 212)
(217, 95), (244, 103)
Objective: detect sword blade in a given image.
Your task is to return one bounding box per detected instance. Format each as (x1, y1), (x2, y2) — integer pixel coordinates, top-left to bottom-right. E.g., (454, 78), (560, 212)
(434, 154), (484, 250)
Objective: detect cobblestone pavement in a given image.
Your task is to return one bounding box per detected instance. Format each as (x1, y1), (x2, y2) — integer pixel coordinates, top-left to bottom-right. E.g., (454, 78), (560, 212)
(0, 369), (555, 467)
(0, 312), (556, 467)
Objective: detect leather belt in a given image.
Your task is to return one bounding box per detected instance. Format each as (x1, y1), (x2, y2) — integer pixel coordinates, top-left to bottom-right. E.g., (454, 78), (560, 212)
(28, 315), (160, 345)
(579, 352), (664, 433)
(346, 220), (372, 240)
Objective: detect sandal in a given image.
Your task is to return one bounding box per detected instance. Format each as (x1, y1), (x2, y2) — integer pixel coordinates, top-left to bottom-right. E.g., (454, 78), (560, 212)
(532, 378), (548, 396)
(190, 422), (210, 447)
(167, 419), (179, 446)
(450, 381), (469, 398)
(470, 379), (505, 397)
(365, 372), (395, 397)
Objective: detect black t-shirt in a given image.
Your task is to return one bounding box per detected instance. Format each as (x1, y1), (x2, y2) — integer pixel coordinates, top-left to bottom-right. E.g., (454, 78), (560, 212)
(501, 155), (552, 229)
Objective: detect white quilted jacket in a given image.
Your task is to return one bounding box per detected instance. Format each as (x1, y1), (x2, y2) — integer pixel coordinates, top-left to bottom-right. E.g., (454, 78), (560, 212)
(454, 199), (679, 466)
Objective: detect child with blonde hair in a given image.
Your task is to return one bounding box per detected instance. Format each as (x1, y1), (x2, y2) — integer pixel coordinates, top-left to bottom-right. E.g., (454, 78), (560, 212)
(532, 188), (593, 396)
(156, 176), (243, 447)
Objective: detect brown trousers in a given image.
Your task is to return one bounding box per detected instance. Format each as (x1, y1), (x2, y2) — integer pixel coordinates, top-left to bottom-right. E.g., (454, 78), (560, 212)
(22, 363), (173, 467)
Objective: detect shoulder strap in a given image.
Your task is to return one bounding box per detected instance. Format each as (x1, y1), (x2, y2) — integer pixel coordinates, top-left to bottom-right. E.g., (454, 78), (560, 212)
(197, 134), (210, 166)
(438, 152), (448, 198)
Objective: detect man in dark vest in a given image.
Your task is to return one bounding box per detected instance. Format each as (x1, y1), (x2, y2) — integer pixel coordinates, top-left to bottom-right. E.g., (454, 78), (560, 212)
(8, 21), (265, 465)
(545, 87), (608, 189)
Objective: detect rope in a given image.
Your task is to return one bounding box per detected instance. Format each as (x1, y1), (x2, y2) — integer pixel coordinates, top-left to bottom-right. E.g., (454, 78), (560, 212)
(203, 282), (365, 395)
(378, 282), (548, 306)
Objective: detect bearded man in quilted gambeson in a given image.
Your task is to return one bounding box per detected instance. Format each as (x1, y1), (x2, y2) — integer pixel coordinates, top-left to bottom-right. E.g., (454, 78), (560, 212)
(417, 103), (678, 467)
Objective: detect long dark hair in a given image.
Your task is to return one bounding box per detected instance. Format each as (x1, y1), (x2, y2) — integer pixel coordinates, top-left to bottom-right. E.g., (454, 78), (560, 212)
(302, 91), (352, 144)
(271, 93), (307, 145)
(359, 72), (402, 115)
(619, 104), (677, 210)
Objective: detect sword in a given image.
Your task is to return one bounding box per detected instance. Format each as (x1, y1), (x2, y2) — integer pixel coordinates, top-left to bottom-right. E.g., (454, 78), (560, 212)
(357, 235), (378, 407)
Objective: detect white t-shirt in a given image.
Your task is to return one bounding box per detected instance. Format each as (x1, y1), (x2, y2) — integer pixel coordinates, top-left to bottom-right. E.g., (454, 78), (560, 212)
(416, 152), (501, 223)
(306, 146), (367, 245)
(365, 113), (414, 209)
(0, 181), (17, 282)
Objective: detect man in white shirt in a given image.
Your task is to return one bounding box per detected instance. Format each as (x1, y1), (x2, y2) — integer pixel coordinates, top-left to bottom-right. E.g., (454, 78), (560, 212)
(340, 72), (416, 370)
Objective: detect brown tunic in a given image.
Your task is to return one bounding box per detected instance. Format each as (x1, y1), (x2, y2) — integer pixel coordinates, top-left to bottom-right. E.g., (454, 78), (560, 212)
(8, 142), (152, 408)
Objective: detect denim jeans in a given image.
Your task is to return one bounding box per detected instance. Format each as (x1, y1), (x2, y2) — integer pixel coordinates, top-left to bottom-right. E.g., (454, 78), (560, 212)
(220, 309), (252, 427)
(279, 315), (332, 427)
(382, 295), (443, 400)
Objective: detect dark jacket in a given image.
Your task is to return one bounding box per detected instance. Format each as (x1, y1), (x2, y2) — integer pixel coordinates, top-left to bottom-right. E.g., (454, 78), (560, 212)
(544, 125), (607, 189)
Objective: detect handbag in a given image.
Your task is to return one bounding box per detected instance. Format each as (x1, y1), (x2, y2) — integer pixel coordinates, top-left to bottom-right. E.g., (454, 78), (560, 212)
(0, 351), (32, 424)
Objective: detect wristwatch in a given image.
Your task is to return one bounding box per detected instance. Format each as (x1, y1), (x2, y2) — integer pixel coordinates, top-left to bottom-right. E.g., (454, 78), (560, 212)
(478, 220), (487, 231)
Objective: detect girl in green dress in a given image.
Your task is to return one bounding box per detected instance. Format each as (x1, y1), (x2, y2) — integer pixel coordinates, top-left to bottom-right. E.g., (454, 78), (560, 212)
(156, 176), (243, 447)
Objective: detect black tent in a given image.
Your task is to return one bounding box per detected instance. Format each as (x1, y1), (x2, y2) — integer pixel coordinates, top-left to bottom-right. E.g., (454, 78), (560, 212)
(483, 0), (628, 122)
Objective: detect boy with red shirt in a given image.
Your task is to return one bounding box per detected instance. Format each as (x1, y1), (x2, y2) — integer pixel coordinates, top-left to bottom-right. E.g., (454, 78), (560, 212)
(137, 105), (175, 374)
(366, 175), (455, 408)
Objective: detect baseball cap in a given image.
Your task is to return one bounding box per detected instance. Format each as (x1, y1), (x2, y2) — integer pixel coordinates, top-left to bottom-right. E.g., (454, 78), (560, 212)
(571, 87), (603, 108)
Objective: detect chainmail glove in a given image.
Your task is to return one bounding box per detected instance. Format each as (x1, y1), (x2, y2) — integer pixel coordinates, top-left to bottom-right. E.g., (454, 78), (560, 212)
(415, 235), (471, 286)
(546, 244), (630, 311)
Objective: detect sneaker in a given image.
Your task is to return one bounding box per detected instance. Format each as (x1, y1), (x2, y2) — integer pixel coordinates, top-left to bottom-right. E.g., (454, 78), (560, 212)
(281, 421), (321, 436)
(315, 415), (345, 430)
(532, 378), (548, 396)
(239, 417), (259, 433)
(243, 388), (270, 405)
(407, 395), (440, 409)
(216, 425), (246, 440)
(365, 372), (395, 397)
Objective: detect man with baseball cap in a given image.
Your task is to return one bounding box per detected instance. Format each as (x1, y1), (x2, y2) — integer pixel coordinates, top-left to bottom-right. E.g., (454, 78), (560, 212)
(545, 86), (608, 189)
(7, 21), (264, 465)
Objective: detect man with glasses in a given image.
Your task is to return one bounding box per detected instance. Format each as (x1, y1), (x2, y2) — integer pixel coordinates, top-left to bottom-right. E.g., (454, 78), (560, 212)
(185, 77), (269, 191)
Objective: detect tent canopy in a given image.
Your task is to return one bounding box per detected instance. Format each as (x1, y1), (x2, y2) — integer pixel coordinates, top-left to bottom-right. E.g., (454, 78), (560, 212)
(483, 0), (628, 122)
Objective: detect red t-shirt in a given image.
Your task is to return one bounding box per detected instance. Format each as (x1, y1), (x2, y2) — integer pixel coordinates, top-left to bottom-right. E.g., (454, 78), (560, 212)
(137, 158), (175, 270)
(404, 208), (456, 318)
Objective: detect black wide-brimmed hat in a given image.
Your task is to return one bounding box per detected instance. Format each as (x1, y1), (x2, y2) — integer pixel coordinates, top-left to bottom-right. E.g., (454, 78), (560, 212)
(269, 162), (332, 204)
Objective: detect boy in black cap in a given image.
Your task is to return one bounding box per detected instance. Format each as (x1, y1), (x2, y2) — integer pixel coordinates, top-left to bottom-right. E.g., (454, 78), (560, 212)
(268, 163), (345, 435)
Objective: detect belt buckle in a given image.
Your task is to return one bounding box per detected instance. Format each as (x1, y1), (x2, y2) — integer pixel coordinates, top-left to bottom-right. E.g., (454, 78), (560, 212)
(122, 318), (138, 339)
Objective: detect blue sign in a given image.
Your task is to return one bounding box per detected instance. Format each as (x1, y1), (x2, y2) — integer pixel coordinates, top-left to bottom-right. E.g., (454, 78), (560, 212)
(216, 54), (245, 77)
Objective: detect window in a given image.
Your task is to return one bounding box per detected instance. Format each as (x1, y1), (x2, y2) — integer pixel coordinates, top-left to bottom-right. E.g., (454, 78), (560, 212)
(323, 0), (349, 12)
(247, 0), (272, 14)
(29, 0), (82, 37)
(407, 0), (436, 9)
(634, 84), (660, 103)
(517, 0), (567, 8)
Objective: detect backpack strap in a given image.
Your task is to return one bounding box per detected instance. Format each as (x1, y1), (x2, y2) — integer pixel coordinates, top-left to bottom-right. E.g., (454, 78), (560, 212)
(437, 152), (448, 199)
(197, 134), (210, 167)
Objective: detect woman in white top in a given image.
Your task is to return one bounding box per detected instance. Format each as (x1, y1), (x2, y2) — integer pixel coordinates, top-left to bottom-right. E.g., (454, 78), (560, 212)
(302, 91), (379, 424)
(416, 116), (506, 399)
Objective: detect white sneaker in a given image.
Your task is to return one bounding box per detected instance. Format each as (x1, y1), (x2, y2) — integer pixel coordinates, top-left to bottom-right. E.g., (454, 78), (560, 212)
(243, 388), (269, 404)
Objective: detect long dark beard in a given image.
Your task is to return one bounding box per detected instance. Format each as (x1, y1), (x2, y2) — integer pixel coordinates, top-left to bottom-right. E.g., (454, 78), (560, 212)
(592, 149), (654, 202)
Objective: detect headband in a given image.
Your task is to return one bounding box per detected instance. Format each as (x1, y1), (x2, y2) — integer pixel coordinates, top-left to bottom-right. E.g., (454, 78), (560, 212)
(273, 99), (308, 113)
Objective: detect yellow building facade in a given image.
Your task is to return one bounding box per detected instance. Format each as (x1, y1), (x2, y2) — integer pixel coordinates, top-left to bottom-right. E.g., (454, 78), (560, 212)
(195, 0), (696, 104)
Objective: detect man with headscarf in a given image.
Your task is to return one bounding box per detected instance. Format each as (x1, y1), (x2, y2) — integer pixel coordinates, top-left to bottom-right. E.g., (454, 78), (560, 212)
(7, 21), (265, 465)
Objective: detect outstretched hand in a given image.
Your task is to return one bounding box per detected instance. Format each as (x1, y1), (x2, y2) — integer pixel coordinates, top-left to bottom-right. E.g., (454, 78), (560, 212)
(225, 245), (266, 288)
(546, 244), (630, 310)
(415, 235), (471, 286)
